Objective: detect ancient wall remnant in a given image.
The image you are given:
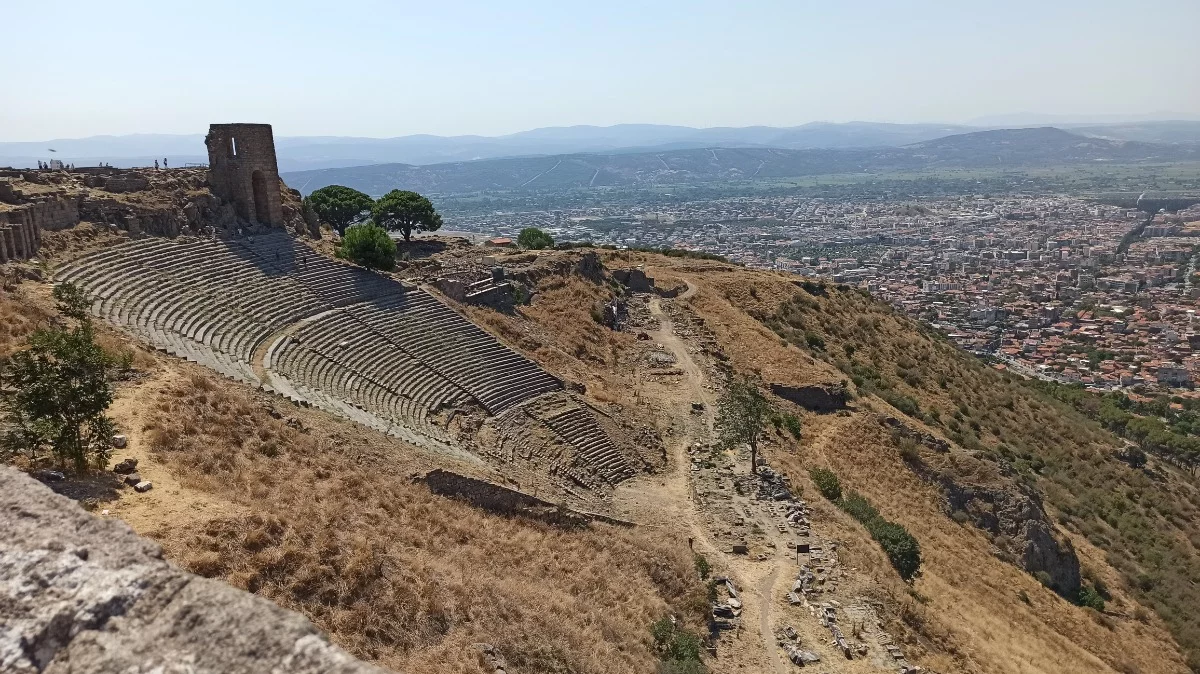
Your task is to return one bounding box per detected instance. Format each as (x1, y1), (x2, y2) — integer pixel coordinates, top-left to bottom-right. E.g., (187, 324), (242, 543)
(612, 267), (656, 292)
(0, 212), (45, 263)
(421, 469), (635, 528)
(0, 467), (388, 674)
(0, 177), (81, 262)
(205, 123), (284, 229)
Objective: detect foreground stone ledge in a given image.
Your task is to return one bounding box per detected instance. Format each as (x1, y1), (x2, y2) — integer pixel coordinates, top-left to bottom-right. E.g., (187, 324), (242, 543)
(0, 466), (392, 674)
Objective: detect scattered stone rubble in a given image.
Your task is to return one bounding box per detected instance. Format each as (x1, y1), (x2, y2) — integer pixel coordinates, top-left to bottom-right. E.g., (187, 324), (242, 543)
(709, 576), (742, 632)
(474, 642), (509, 674)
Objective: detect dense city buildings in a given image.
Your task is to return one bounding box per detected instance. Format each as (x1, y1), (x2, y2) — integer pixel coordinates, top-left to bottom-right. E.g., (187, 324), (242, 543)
(444, 195), (1200, 394)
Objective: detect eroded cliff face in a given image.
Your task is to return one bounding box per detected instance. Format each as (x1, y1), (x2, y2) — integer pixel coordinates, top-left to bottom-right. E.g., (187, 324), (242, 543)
(0, 167), (308, 241)
(0, 467), (390, 674)
(882, 415), (1082, 596)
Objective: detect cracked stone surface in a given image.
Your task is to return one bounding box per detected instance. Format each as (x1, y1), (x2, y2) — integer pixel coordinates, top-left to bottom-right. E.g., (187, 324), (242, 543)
(0, 466), (392, 674)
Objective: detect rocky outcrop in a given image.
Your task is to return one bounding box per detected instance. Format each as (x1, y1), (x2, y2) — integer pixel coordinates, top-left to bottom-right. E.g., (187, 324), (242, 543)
(879, 414), (949, 452)
(0, 466), (391, 674)
(771, 382), (849, 413)
(941, 477), (1081, 596)
(880, 416), (1082, 596)
(612, 267), (655, 292)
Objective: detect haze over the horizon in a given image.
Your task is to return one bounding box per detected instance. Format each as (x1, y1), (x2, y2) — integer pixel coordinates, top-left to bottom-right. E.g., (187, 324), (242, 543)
(4, 0), (1199, 142)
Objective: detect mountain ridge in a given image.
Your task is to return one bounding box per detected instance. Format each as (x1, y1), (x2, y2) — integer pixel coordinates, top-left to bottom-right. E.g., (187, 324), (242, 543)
(280, 127), (1200, 196)
(5, 120), (1200, 172)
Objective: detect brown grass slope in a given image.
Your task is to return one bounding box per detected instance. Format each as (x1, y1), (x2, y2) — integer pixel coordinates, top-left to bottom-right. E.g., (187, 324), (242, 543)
(141, 373), (705, 673)
(655, 261), (1196, 673)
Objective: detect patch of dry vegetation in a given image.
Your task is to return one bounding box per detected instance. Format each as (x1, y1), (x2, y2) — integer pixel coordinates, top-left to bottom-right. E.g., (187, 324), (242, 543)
(38, 222), (129, 262)
(141, 372), (706, 674)
(461, 273), (636, 405)
(758, 280), (1200, 671)
(0, 285), (52, 357)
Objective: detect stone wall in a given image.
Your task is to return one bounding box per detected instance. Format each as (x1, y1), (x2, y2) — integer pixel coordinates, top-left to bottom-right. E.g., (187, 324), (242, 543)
(0, 197), (80, 232)
(612, 267), (655, 292)
(205, 123), (284, 228)
(0, 212), (46, 263)
(0, 466), (391, 674)
(421, 469), (635, 528)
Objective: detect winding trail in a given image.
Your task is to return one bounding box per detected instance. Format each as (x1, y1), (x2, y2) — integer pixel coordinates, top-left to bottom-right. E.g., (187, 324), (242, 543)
(615, 281), (788, 674)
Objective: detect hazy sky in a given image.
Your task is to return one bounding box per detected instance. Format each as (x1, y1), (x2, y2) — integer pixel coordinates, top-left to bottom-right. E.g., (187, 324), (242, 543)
(4, 0), (1199, 140)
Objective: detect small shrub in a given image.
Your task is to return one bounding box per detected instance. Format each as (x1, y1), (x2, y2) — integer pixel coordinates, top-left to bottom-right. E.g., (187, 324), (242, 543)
(835, 487), (922, 580)
(838, 490), (879, 522)
(650, 617), (707, 673)
(1018, 589), (1031, 604)
(804, 331), (825, 350)
(781, 413), (802, 439)
(693, 553), (710, 580)
(337, 222), (396, 271)
(809, 467), (841, 501)
(883, 391), (921, 418)
(1078, 584), (1106, 611)
(1035, 570), (1054, 588)
(869, 519), (922, 581)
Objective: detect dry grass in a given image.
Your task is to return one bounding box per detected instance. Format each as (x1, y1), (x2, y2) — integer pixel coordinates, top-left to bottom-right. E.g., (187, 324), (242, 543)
(140, 372), (707, 674)
(462, 273), (637, 406)
(0, 285), (53, 358)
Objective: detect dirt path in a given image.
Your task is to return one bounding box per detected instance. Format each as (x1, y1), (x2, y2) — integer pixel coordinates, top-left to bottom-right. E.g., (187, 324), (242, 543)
(103, 366), (244, 538)
(615, 285), (788, 674)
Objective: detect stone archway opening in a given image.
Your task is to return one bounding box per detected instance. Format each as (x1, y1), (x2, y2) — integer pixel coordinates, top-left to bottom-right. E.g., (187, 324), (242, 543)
(251, 170), (270, 225)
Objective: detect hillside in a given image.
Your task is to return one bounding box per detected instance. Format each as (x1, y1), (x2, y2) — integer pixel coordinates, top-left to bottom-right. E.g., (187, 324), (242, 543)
(904, 127), (1182, 164)
(281, 128), (1200, 196)
(4, 213), (1200, 673)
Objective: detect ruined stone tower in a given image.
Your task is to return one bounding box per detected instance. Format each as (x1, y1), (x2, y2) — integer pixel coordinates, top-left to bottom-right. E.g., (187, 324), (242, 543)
(205, 123), (283, 228)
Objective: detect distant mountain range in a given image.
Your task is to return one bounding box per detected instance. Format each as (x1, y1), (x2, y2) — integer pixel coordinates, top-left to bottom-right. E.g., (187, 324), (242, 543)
(279, 127), (1200, 197)
(3, 120), (1199, 172)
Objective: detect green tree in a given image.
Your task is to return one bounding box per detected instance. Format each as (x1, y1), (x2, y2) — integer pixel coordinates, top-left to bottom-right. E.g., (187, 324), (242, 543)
(716, 375), (773, 474)
(2, 283), (116, 473)
(307, 185), (374, 236)
(517, 227), (554, 250)
(372, 190), (443, 242)
(336, 221), (396, 271)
